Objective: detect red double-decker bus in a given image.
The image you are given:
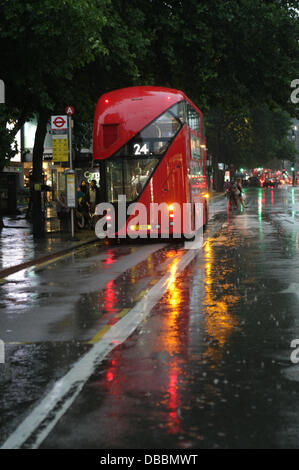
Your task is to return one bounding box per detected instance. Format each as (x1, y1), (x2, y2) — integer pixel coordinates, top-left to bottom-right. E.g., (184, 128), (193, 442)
(93, 86), (209, 238)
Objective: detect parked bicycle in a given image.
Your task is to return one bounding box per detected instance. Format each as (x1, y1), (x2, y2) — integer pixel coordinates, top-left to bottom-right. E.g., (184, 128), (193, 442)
(75, 202), (98, 229)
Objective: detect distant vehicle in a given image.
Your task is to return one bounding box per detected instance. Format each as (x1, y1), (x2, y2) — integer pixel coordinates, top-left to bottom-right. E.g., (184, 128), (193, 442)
(248, 176), (261, 187)
(263, 178), (278, 188)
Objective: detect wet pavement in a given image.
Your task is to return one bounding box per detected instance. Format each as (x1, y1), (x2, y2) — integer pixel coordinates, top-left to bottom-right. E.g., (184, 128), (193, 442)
(0, 211), (97, 272)
(1, 187), (299, 449)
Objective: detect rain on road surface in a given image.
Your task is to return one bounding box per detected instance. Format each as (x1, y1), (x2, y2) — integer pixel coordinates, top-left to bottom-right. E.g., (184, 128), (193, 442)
(1, 187), (299, 449)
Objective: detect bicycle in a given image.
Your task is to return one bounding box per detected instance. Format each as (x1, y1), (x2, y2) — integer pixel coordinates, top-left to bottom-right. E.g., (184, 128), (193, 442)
(75, 203), (98, 230)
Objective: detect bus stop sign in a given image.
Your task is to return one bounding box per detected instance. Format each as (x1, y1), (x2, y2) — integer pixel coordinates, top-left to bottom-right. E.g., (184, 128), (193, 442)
(65, 106), (74, 116)
(51, 115), (67, 131)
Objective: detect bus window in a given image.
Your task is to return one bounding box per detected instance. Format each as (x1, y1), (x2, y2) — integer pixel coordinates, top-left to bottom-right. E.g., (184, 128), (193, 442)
(124, 158), (158, 201)
(139, 110), (181, 154)
(191, 135), (201, 160)
(106, 158), (159, 203)
(106, 160), (123, 203)
(187, 104), (200, 133)
(170, 101), (187, 125)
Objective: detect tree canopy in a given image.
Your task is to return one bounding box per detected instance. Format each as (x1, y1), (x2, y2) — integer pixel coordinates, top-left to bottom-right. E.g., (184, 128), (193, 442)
(0, 0), (298, 170)
(206, 105), (297, 170)
(0, 0), (109, 168)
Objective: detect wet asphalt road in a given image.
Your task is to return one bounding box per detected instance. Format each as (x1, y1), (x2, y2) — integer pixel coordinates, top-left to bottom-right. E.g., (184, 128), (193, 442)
(1, 187), (299, 449)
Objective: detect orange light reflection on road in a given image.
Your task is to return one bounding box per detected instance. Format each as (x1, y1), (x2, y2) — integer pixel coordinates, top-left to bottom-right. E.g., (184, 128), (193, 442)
(161, 257), (184, 435)
(167, 365), (181, 435)
(166, 259), (181, 311)
(203, 238), (239, 365)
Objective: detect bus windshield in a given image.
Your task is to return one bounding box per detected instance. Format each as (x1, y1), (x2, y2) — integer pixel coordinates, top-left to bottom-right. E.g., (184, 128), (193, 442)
(114, 103), (184, 158)
(105, 157), (159, 203)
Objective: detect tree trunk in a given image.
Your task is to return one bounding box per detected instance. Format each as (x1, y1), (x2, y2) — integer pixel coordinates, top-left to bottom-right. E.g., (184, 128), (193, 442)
(31, 109), (49, 238)
(0, 190), (3, 230)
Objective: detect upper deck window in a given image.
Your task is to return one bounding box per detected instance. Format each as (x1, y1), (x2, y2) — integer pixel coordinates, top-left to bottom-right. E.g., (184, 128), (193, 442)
(115, 103), (183, 158)
(191, 134), (201, 160)
(187, 104), (200, 133)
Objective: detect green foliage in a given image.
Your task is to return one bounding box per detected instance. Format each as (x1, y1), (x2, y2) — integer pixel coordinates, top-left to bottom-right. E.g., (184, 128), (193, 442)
(0, 105), (25, 171)
(136, 0), (299, 116)
(206, 106), (298, 168)
(0, 0), (110, 168)
(0, 0), (298, 172)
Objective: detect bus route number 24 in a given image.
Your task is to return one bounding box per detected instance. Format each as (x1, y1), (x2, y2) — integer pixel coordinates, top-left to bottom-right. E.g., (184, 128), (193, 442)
(134, 143), (149, 155)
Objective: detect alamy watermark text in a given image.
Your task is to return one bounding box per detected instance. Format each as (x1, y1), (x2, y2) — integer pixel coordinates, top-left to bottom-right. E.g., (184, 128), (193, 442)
(290, 79), (299, 104)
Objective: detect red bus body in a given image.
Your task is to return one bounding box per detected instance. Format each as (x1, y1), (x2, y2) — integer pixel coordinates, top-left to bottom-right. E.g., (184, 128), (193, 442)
(93, 86), (209, 237)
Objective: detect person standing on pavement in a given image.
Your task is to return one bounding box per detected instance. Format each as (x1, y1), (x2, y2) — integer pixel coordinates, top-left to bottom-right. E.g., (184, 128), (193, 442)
(229, 180), (239, 209)
(224, 180), (231, 199)
(80, 180), (90, 209)
(88, 179), (100, 214)
(56, 191), (70, 231)
(236, 178), (246, 208)
(80, 180), (88, 200)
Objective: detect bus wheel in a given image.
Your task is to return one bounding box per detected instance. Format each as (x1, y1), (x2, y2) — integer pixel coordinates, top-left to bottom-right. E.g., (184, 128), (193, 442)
(182, 233), (195, 242)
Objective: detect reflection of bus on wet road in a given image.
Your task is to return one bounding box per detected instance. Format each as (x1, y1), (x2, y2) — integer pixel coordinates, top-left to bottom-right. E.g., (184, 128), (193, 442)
(93, 86), (209, 237)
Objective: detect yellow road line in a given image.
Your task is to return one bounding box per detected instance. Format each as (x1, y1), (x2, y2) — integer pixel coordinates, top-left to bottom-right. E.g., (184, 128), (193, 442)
(2, 293), (150, 347)
(34, 244), (93, 271)
(135, 289), (148, 302)
(116, 308), (130, 319)
(87, 325), (111, 344)
(0, 242), (97, 283)
(88, 290), (150, 344)
(34, 254), (71, 270)
(149, 278), (159, 286)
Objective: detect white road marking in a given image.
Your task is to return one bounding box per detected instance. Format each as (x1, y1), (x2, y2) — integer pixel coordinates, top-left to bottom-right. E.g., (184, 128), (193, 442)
(1, 245), (200, 449)
(280, 283), (299, 296)
(0, 243), (167, 344)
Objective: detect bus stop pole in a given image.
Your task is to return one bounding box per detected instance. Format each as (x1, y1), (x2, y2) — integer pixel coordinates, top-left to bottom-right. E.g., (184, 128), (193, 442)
(68, 115), (75, 239)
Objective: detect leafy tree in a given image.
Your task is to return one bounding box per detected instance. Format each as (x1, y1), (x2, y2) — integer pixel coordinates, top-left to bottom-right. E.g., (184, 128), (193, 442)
(0, 106), (23, 229)
(66, 0), (151, 154)
(0, 0), (109, 235)
(0, 109), (19, 172)
(1, 0), (298, 223)
(206, 105), (297, 178)
(136, 0), (299, 114)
